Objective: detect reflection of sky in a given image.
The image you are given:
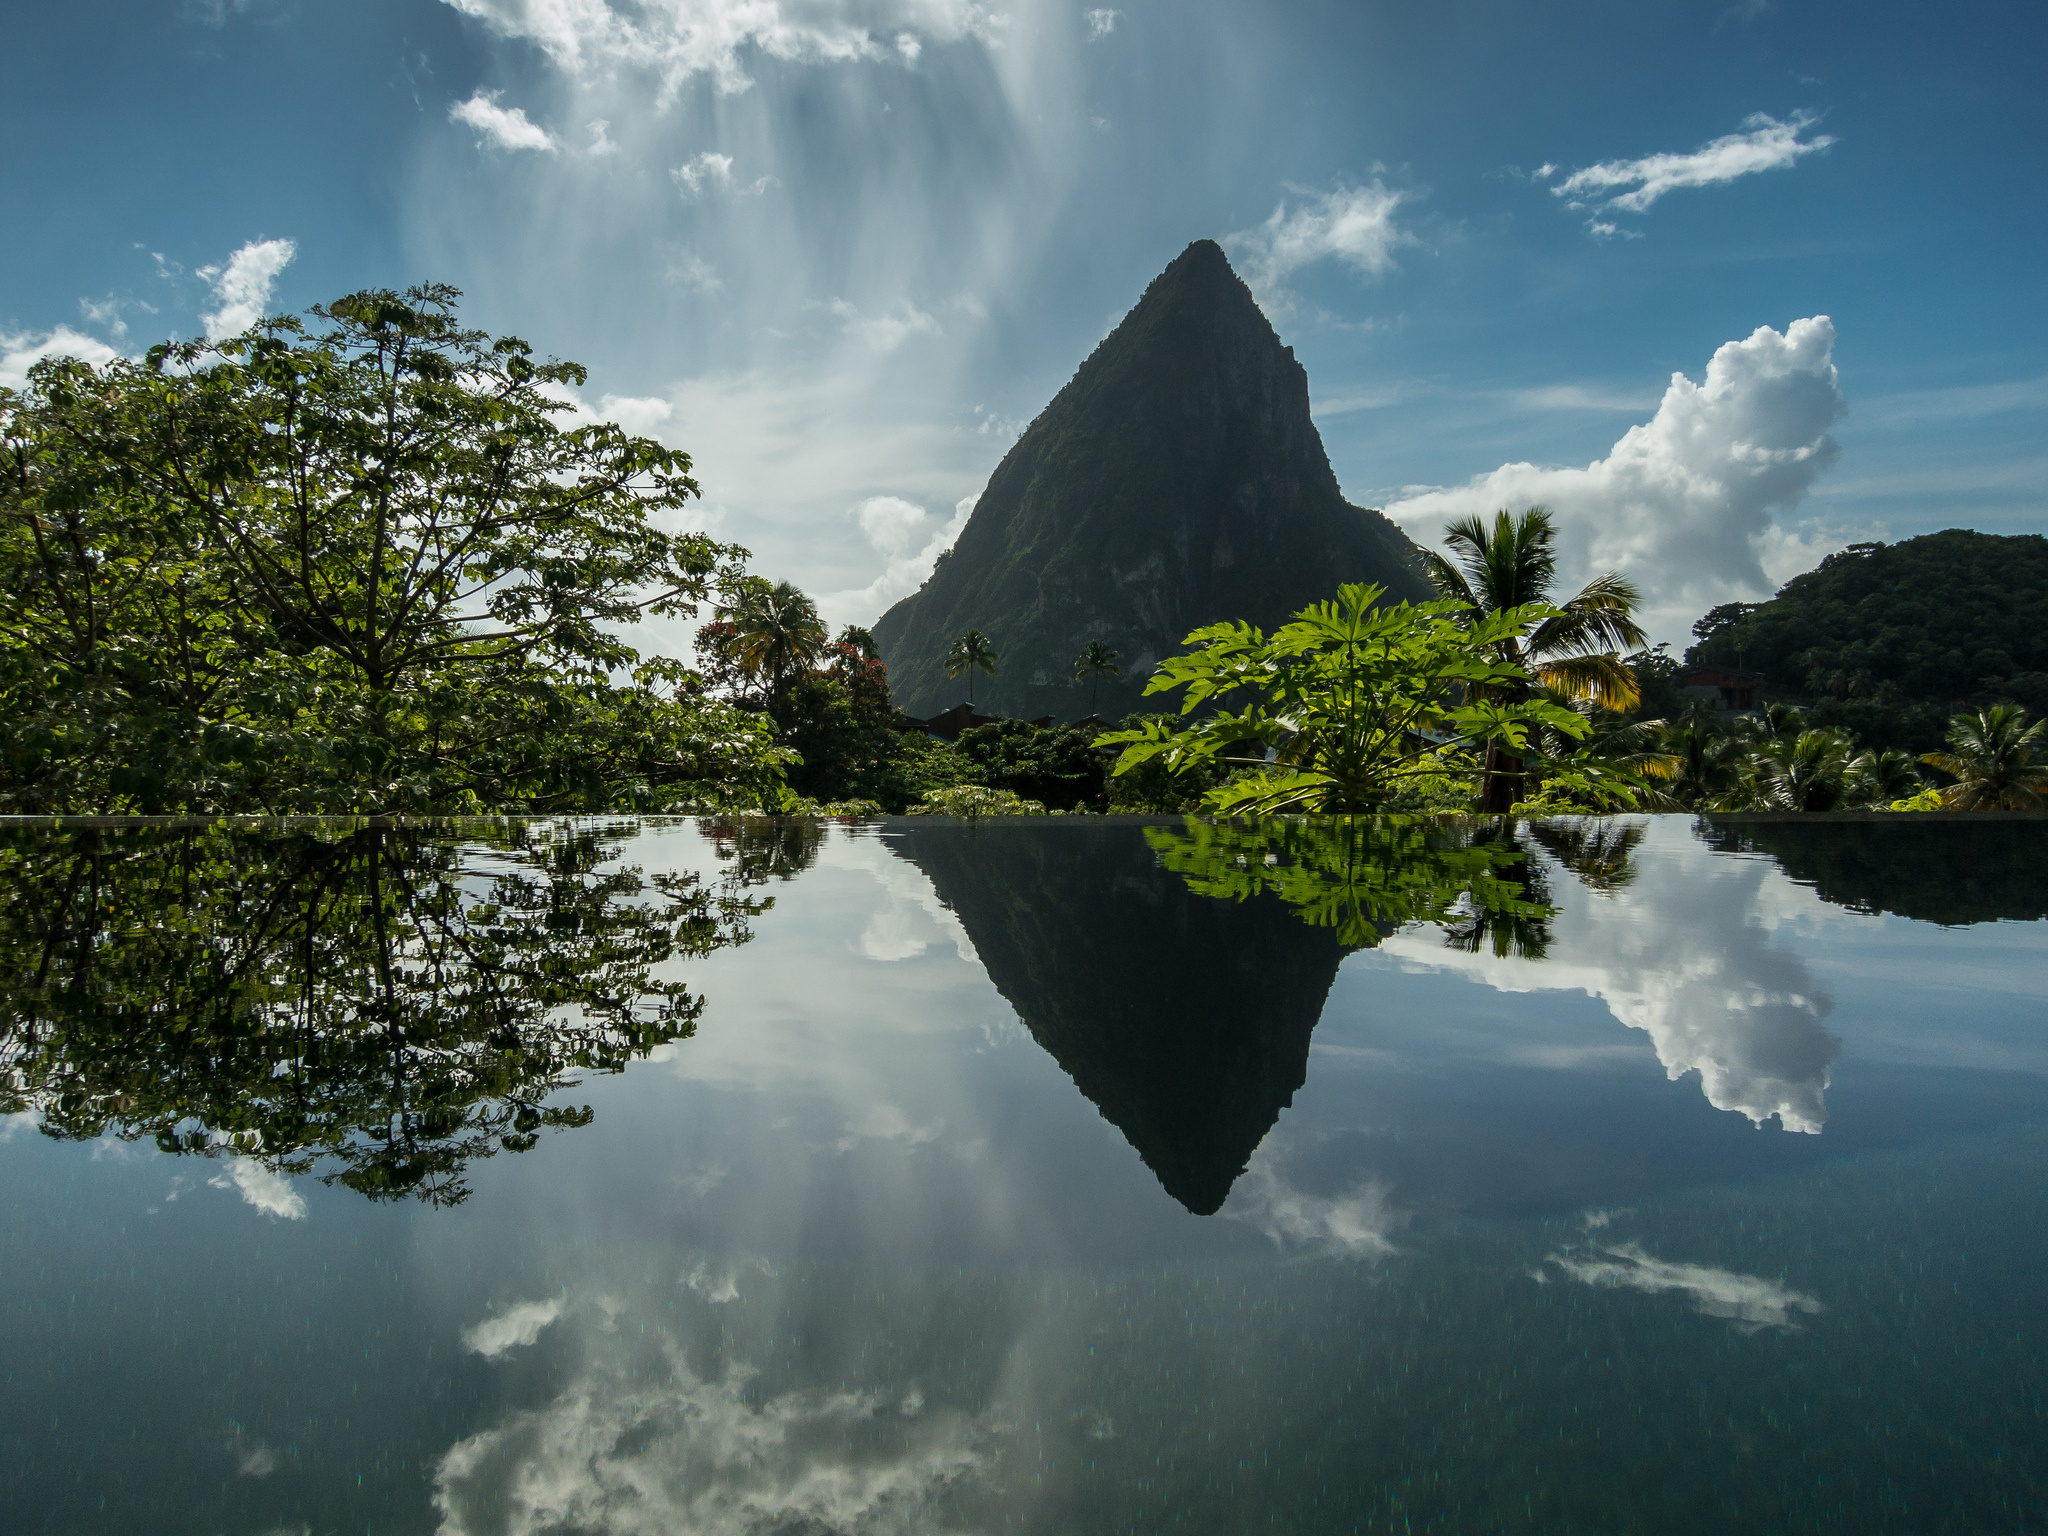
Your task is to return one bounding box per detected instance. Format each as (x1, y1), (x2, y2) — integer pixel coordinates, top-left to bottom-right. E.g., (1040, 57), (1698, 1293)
(7, 818), (2048, 1534)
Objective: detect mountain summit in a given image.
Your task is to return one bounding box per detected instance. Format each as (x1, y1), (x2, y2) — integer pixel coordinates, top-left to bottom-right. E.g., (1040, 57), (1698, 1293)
(872, 239), (1431, 721)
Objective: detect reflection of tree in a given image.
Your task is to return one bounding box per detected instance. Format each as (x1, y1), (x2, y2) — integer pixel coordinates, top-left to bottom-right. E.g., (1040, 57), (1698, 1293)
(1145, 817), (1556, 952)
(1699, 817), (2048, 926)
(0, 820), (768, 1205)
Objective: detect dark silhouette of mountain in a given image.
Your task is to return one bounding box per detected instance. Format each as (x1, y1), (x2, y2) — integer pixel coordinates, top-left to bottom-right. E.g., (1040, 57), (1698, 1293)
(889, 821), (1355, 1214)
(1700, 818), (2048, 925)
(871, 240), (1430, 721)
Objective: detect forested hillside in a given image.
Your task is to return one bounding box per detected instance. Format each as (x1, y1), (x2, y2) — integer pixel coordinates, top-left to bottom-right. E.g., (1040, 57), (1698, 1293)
(1687, 529), (2048, 753)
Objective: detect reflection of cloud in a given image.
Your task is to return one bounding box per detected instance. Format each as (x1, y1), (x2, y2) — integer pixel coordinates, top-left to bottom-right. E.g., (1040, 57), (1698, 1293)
(1547, 1242), (1823, 1332)
(822, 834), (980, 968)
(208, 1156), (307, 1220)
(433, 1340), (987, 1535)
(1384, 824), (1841, 1132)
(681, 1258), (774, 1304)
(1223, 1149), (1405, 1256)
(835, 1102), (943, 1154)
(463, 1296), (567, 1358)
(238, 1444), (280, 1478)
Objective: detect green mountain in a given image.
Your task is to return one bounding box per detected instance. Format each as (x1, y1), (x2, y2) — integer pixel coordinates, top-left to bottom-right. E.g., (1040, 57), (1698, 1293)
(1687, 529), (2048, 752)
(871, 240), (1430, 722)
(892, 821), (1352, 1215)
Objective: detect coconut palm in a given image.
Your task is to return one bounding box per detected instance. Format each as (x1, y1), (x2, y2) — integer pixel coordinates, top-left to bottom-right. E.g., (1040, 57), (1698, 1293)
(1847, 747), (1923, 806)
(945, 629), (1000, 708)
(1662, 721), (1745, 808)
(1424, 507), (1649, 811)
(717, 578), (829, 701)
(1746, 728), (1859, 812)
(1920, 705), (2048, 809)
(1073, 640), (1121, 715)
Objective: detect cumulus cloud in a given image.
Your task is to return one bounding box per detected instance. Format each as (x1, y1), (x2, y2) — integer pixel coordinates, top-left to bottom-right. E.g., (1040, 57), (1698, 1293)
(820, 492), (974, 626)
(438, 0), (998, 100)
(1224, 180), (1411, 303)
(1552, 111), (1834, 222)
(671, 150), (734, 195)
(463, 1296), (568, 1358)
(1386, 316), (1847, 644)
(433, 1337), (987, 1535)
(207, 1155), (307, 1219)
(1548, 1240), (1823, 1332)
(196, 236), (297, 340)
(449, 89), (558, 152)
(1085, 8), (1119, 38)
(1383, 822), (1842, 1133)
(0, 324), (122, 391)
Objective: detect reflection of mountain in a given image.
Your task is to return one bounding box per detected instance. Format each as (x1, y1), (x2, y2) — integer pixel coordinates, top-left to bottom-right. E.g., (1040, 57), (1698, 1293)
(892, 823), (1350, 1214)
(1700, 818), (2048, 925)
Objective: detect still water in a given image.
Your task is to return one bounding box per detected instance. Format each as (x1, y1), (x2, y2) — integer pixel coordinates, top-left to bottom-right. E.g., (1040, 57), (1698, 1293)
(2, 815), (2045, 1534)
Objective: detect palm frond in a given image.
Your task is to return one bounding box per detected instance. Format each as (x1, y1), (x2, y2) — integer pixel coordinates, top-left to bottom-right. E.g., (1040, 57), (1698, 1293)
(1535, 653), (1641, 712)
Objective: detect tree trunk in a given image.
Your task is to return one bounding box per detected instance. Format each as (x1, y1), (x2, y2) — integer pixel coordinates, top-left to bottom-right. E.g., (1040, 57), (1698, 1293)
(1480, 741), (1524, 814)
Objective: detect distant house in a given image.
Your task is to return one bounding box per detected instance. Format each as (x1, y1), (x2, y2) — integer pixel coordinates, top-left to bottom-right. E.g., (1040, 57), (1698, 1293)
(1679, 666), (1764, 712)
(913, 704), (1055, 741)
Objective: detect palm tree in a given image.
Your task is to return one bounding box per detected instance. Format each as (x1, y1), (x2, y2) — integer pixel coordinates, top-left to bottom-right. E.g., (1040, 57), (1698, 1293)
(1074, 640), (1121, 716)
(1847, 747), (1922, 806)
(1920, 705), (2048, 809)
(945, 629), (999, 708)
(717, 578), (828, 701)
(1749, 728), (1858, 812)
(1424, 507), (1649, 812)
(1662, 721), (1745, 808)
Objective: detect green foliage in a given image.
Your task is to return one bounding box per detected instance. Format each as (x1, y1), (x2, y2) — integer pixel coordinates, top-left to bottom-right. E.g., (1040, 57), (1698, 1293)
(715, 577), (829, 700)
(953, 718), (1108, 810)
(1919, 704), (2048, 809)
(1103, 713), (1227, 811)
(0, 286), (785, 812)
(1686, 530), (2048, 754)
(907, 784), (1048, 817)
(1074, 639), (1121, 714)
(1100, 582), (1587, 814)
(944, 628), (1000, 706)
(0, 819), (772, 1205)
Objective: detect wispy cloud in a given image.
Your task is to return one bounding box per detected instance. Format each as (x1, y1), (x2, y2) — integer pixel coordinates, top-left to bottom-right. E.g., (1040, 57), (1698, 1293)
(586, 118), (619, 156)
(449, 89), (558, 153)
(829, 297), (942, 352)
(1551, 111), (1834, 224)
(671, 150), (734, 196)
(197, 237), (296, 340)
(1225, 179), (1412, 303)
(462, 1295), (566, 1357)
(1085, 8), (1120, 39)
(1547, 1240), (1823, 1332)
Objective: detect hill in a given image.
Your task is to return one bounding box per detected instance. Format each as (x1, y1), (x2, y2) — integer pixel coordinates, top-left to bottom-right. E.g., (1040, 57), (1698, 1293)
(1687, 529), (2048, 752)
(870, 240), (1430, 721)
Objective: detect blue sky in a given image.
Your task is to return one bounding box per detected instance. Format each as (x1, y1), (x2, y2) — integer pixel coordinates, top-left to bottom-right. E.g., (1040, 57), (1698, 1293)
(5, 0), (2044, 645)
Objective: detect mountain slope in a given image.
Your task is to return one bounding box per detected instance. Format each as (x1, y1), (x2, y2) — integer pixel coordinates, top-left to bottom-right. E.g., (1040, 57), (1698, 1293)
(872, 239), (1430, 721)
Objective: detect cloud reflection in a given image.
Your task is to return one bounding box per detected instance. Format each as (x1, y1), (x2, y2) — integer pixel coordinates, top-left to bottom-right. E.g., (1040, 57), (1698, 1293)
(1384, 823), (1841, 1132)
(1546, 1241), (1823, 1332)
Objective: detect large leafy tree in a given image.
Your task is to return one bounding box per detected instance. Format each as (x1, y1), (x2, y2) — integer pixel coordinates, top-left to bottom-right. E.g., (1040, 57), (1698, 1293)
(1423, 507), (1648, 812)
(1920, 705), (2048, 809)
(0, 286), (783, 812)
(945, 628), (999, 707)
(1100, 582), (1587, 815)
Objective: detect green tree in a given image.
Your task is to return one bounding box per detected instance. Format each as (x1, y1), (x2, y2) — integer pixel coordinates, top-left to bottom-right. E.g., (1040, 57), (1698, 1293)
(954, 718), (1109, 810)
(1423, 507), (1648, 811)
(0, 286), (782, 812)
(1919, 705), (2048, 809)
(945, 628), (999, 707)
(1074, 639), (1121, 715)
(1099, 582), (1587, 815)
(1748, 728), (1860, 812)
(717, 577), (829, 704)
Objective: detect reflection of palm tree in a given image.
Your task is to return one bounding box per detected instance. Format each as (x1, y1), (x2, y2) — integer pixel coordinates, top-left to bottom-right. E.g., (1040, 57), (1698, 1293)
(1424, 508), (1649, 812)
(1921, 705), (2048, 808)
(1074, 640), (1121, 715)
(719, 579), (828, 701)
(946, 629), (999, 708)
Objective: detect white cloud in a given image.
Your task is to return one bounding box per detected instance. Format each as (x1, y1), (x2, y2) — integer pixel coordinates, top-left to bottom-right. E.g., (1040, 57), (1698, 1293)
(1548, 1240), (1823, 1332)
(1386, 316), (1847, 644)
(197, 236), (297, 340)
(665, 250), (724, 294)
(820, 491), (975, 626)
(587, 117), (619, 155)
(1224, 180), (1411, 302)
(207, 1155), (307, 1219)
(1085, 8), (1119, 39)
(594, 393), (675, 435)
(1552, 111), (1835, 218)
(463, 1295), (568, 1357)
(1224, 1155), (1405, 1256)
(827, 297), (943, 352)
(1, 325), (122, 391)
(439, 0), (999, 100)
(671, 150), (734, 196)
(433, 1337), (987, 1535)
(449, 90), (559, 153)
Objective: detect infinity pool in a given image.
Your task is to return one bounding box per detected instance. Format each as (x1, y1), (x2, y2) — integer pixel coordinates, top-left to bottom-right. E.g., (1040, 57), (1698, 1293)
(3, 815), (2044, 1533)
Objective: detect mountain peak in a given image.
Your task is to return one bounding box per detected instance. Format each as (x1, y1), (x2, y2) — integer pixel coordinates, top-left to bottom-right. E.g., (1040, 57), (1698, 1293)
(872, 242), (1428, 721)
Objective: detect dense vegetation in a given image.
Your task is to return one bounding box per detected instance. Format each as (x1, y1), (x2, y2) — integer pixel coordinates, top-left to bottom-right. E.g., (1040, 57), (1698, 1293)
(1687, 530), (2048, 754)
